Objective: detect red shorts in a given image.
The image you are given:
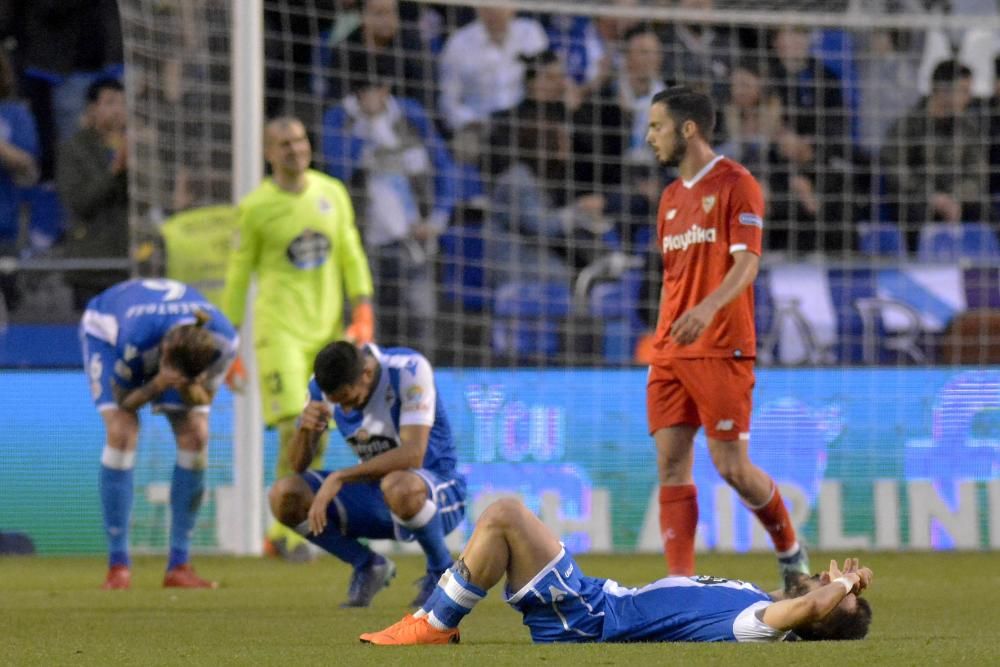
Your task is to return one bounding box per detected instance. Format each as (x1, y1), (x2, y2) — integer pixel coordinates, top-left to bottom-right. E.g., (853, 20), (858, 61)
(646, 357), (755, 441)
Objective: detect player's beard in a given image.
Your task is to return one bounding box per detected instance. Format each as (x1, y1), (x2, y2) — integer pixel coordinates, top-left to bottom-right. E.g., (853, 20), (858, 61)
(658, 129), (687, 167)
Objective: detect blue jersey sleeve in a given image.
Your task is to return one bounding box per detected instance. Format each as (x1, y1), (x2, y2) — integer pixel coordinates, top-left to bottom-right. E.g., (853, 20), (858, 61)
(307, 376), (324, 403)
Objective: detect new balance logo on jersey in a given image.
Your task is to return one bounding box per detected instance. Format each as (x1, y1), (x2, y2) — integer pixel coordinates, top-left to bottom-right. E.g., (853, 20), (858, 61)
(665, 208), (677, 220)
(662, 225), (717, 253)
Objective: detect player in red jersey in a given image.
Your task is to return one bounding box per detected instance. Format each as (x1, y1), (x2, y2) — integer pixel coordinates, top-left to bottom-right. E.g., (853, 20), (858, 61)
(644, 86), (808, 582)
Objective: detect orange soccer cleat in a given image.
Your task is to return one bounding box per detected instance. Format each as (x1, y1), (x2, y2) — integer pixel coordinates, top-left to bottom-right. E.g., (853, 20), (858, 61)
(359, 614), (419, 643)
(101, 565), (131, 590)
(163, 564), (219, 589)
(360, 615), (459, 645)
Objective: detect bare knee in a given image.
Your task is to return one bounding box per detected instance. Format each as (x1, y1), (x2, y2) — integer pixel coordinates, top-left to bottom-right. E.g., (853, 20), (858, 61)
(268, 477), (312, 527)
(380, 471), (427, 518)
(103, 410), (139, 450)
(479, 497), (529, 532)
(712, 456), (753, 490)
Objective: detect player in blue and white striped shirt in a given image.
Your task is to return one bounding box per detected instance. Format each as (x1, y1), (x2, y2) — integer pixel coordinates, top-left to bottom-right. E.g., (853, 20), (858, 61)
(361, 497), (873, 646)
(80, 278), (238, 590)
(268, 341), (466, 608)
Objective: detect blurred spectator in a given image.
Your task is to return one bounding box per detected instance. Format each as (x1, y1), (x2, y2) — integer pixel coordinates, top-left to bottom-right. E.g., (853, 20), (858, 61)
(856, 27), (922, 156)
(657, 0), (741, 103)
(263, 0), (338, 121)
(0, 48), (39, 312)
(541, 13), (608, 96)
(881, 59), (989, 250)
(987, 55), (1000, 219)
(322, 52), (458, 355)
(767, 25), (852, 253)
(0, 48), (39, 248)
(489, 51), (583, 195)
(486, 65), (613, 290)
(8, 0), (122, 180)
(573, 23), (667, 249)
(56, 77), (129, 309)
(716, 61), (783, 186)
(319, 0), (435, 111)
(593, 0), (642, 64)
(438, 6), (548, 133)
(918, 0), (1000, 99)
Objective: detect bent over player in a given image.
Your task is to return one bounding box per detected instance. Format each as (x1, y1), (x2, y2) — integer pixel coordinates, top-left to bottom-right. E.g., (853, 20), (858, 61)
(361, 497), (873, 645)
(268, 341), (466, 607)
(643, 86), (808, 579)
(80, 278), (238, 589)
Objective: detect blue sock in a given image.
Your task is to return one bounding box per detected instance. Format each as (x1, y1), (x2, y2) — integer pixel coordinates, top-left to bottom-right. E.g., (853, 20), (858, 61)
(295, 471), (374, 570)
(425, 567), (486, 630)
(400, 500), (452, 575)
(99, 462), (133, 568)
(298, 505), (374, 570)
(168, 463), (205, 570)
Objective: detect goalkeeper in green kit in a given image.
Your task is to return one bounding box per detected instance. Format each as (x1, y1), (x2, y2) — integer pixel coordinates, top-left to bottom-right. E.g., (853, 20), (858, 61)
(222, 116), (375, 560)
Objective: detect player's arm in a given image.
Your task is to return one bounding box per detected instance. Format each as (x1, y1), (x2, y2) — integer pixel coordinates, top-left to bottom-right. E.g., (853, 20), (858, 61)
(289, 400), (331, 474)
(177, 380), (212, 406)
(761, 559), (873, 632)
(670, 251), (759, 345)
(307, 423), (431, 535)
(220, 206), (260, 328)
(328, 424), (431, 485)
(118, 364), (187, 412)
(331, 180), (376, 343)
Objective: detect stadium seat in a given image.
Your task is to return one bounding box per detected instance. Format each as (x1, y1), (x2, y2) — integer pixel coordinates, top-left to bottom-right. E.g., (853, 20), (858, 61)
(21, 182), (66, 253)
(588, 272), (642, 363)
(491, 281), (571, 360)
(857, 222), (905, 257)
(439, 215), (488, 312)
(918, 223), (1000, 262)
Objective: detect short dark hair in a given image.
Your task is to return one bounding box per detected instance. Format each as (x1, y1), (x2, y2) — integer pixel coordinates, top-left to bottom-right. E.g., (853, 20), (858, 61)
(164, 312), (220, 379)
(521, 50), (561, 83)
(785, 574), (873, 641)
(931, 59), (972, 88)
(313, 341), (365, 394)
(651, 85), (716, 141)
(86, 77), (124, 104)
(345, 49), (397, 93)
(622, 22), (659, 46)
(795, 596), (872, 641)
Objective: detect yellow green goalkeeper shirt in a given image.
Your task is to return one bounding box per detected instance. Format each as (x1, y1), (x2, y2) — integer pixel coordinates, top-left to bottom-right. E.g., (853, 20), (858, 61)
(221, 169), (373, 347)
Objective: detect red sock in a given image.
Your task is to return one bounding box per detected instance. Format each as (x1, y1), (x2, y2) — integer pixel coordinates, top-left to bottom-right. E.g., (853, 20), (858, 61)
(658, 484), (697, 576)
(751, 484), (798, 553)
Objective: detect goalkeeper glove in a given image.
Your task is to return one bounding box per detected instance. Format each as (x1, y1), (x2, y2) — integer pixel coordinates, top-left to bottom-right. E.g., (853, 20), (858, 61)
(344, 301), (375, 345)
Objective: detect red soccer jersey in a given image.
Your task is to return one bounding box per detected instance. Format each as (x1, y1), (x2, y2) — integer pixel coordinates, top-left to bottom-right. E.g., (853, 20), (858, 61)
(652, 156), (764, 361)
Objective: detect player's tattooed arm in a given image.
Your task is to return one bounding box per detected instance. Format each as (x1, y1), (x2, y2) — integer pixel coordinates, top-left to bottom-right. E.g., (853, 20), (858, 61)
(453, 558), (472, 581)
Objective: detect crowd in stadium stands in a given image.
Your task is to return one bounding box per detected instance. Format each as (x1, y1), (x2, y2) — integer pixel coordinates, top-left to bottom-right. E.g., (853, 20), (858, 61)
(3, 1), (1000, 364)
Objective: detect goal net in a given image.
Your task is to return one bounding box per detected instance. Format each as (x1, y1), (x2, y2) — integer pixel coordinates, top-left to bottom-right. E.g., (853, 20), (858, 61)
(85, 0), (1000, 557)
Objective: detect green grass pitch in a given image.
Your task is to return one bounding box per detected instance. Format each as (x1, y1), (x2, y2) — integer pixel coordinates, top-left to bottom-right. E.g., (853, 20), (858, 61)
(2, 551), (998, 666)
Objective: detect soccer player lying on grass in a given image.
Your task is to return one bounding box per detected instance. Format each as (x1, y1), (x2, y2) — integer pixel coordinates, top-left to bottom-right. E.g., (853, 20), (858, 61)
(360, 498), (872, 645)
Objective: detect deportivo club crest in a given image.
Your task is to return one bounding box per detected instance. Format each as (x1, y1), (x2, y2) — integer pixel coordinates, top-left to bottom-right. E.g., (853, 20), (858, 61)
(702, 196), (717, 213)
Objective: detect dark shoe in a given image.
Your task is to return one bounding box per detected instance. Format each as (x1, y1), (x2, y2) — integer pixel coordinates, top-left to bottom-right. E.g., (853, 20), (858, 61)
(341, 555), (396, 608)
(410, 571), (442, 608)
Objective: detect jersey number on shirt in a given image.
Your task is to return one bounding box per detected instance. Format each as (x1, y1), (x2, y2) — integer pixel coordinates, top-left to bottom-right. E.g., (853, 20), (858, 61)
(141, 278), (187, 301)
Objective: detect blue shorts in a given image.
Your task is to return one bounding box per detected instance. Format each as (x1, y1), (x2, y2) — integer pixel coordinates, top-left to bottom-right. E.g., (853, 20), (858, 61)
(80, 332), (198, 413)
(506, 549), (777, 644)
(505, 549), (607, 643)
(300, 468), (466, 540)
